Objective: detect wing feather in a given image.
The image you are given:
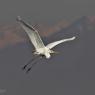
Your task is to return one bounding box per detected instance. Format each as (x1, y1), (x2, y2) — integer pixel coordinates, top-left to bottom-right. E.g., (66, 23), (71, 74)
(17, 16), (45, 49)
(46, 37), (76, 49)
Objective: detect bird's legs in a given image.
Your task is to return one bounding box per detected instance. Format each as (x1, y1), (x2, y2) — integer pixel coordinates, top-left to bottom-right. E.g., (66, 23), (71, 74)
(26, 56), (42, 73)
(22, 54), (39, 70)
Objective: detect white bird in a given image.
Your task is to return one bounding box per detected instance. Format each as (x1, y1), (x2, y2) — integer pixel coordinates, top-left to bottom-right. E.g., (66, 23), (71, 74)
(17, 16), (76, 73)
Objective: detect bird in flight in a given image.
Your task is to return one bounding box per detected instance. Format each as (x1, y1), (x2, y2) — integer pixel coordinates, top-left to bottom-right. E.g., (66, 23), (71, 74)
(17, 16), (76, 73)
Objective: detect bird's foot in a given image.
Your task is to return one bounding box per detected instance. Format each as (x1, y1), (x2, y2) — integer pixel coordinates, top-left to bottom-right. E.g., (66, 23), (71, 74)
(26, 67), (32, 73)
(22, 64), (27, 70)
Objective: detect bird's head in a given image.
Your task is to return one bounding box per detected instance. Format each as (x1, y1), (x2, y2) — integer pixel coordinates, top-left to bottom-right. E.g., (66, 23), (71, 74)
(49, 50), (59, 54)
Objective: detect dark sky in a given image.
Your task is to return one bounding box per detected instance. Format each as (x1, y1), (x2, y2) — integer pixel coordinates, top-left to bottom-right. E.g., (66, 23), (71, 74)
(1, 16), (95, 95)
(0, 0), (95, 24)
(0, 0), (95, 95)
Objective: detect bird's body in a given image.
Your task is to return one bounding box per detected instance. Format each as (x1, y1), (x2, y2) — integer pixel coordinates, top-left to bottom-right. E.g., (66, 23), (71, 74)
(17, 16), (76, 73)
(34, 47), (51, 58)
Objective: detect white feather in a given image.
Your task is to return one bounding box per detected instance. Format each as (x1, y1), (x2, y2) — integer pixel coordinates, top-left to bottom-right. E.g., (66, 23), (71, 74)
(46, 37), (76, 49)
(17, 16), (76, 59)
(17, 16), (45, 50)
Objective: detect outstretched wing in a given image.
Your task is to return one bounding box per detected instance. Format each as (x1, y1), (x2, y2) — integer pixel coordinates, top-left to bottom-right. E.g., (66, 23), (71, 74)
(46, 37), (76, 49)
(17, 16), (45, 50)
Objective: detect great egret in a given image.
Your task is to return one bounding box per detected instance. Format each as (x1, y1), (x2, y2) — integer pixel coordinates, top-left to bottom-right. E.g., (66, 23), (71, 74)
(17, 16), (76, 73)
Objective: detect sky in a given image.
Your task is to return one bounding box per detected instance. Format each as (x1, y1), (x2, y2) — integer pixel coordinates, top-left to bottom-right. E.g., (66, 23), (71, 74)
(0, 0), (95, 24)
(1, 16), (95, 95)
(0, 0), (95, 95)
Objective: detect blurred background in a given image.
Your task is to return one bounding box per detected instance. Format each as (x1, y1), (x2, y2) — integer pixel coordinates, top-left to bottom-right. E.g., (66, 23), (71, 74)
(0, 0), (95, 95)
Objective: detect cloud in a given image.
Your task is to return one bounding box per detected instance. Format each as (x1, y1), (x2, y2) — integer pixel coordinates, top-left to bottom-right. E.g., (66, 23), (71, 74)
(87, 16), (95, 24)
(0, 24), (26, 48)
(0, 20), (70, 49)
(39, 20), (70, 36)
